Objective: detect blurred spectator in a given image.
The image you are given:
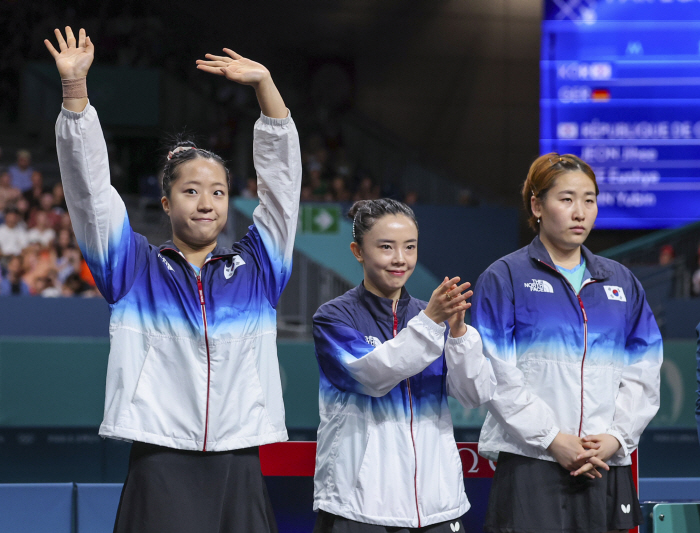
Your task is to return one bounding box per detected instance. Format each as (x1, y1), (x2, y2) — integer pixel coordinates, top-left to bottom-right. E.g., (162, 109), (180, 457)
(27, 210), (56, 247)
(330, 175), (352, 202)
(353, 175), (380, 201)
(0, 255), (30, 296)
(240, 177), (257, 200)
(23, 170), (44, 211)
(8, 149), (41, 193)
(659, 244), (675, 266)
(0, 207), (28, 256)
(404, 190), (418, 206)
(0, 172), (21, 212)
(52, 182), (67, 211)
(28, 191), (63, 229)
(57, 246), (82, 285)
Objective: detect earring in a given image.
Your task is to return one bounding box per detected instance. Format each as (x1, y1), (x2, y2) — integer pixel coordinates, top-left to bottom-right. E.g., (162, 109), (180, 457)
(537, 218), (541, 224)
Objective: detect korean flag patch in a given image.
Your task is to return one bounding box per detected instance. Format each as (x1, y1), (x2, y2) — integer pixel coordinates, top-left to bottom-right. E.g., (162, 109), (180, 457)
(604, 285), (626, 302)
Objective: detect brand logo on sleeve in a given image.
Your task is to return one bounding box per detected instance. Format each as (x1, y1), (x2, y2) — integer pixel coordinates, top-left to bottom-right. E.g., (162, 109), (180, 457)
(524, 279), (554, 293)
(604, 285), (626, 302)
(364, 336), (382, 348)
(224, 256), (246, 279)
(158, 253), (174, 272)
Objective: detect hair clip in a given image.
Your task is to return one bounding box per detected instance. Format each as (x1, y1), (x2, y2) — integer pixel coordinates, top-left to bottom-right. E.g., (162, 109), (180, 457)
(167, 146), (196, 161)
(352, 211), (359, 240)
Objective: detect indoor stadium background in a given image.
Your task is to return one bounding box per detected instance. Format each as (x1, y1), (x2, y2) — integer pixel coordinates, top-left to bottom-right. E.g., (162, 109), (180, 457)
(0, 0), (699, 531)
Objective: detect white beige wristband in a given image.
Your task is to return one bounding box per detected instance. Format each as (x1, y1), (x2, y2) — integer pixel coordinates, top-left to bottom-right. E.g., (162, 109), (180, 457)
(62, 77), (87, 99)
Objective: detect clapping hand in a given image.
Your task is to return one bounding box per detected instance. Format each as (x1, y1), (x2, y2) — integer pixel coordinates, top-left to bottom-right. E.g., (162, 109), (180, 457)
(424, 277), (472, 327)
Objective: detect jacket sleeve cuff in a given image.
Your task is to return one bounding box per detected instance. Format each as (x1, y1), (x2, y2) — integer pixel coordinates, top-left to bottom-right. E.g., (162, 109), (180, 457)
(446, 325), (480, 346)
(416, 310), (446, 336)
(606, 429), (629, 458)
(61, 101), (91, 119)
(259, 109), (291, 125)
(541, 426), (560, 450)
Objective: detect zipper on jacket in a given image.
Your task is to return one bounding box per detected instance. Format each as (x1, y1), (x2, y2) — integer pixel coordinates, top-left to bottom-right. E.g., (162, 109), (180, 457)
(537, 259), (599, 438)
(162, 248), (221, 452)
(393, 300), (421, 527)
(197, 273), (213, 452)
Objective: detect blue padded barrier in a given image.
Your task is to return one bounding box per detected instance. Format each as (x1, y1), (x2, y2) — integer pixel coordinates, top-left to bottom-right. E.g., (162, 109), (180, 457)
(75, 483), (123, 533)
(640, 478), (700, 502)
(0, 483), (73, 533)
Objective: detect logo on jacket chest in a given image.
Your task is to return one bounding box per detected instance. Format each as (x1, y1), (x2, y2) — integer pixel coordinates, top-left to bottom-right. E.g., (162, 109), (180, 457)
(364, 335), (383, 347)
(224, 256), (246, 279)
(524, 279), (554, 293)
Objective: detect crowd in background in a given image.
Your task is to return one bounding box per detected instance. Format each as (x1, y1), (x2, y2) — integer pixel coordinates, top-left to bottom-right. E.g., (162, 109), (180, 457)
(0, 150), (100, 297)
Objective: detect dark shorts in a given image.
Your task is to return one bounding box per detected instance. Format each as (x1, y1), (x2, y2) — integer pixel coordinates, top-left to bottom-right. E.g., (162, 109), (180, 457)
(484, 452), (643, 533)
(313, 510), (465, 533)
(113, 441), (278, 533)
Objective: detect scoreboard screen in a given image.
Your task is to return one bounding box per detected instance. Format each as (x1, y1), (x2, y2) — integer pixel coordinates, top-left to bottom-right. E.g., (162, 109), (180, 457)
(541, 0), (700, 228)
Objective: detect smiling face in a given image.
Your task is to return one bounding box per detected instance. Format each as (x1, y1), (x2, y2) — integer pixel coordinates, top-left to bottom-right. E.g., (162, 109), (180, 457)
(351, 214), (418, 300)
(531, 170), (598, 255)
(161, 158), (229, 249)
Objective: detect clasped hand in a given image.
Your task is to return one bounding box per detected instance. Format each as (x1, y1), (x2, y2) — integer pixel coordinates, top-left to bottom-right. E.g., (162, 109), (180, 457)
(424, 276), (472, 337)
(548, 432), (621, 479)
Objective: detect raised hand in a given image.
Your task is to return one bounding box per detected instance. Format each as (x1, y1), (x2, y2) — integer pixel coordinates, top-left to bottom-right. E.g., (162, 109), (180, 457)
(196, 48), (287, 118)
(196, 49), (270, 86)
(424, 277), (472, 325)
(44, 27), (94, 80)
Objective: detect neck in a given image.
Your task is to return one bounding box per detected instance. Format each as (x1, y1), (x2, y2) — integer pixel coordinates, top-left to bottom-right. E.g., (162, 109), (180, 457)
(363, 278), (401, 301)
(539, 233), (581, 269)
(172, 235), (217, 269)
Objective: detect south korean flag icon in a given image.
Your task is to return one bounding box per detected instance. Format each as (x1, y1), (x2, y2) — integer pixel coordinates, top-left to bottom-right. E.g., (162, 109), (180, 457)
(604, 285), (626, 302)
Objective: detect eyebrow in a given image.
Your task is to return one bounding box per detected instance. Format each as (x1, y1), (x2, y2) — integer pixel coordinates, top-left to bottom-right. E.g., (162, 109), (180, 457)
(376, 238), (418, 243)
(558, 189), (596, 196)
(180, 180), (228, 188)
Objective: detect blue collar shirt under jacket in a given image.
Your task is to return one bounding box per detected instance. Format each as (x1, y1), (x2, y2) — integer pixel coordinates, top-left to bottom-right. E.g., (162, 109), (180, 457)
(472, 236), (663, 465)
(55, 103), (302, 452)
(312, 283), (496, 528)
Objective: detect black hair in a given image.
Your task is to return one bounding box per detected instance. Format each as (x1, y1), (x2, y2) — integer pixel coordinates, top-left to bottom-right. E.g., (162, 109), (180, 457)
(348, 199), (418, 246)
(161, 139), (230, 198)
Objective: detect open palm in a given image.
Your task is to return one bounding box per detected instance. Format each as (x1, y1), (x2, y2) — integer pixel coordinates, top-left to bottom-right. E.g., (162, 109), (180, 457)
(44, 27), (94, 79)
(196, 49), (270, 86)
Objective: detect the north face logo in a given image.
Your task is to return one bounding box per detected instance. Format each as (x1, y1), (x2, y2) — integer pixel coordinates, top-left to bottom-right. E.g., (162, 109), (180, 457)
(524, 279), (554, 293)
(365, 336), (382, 347)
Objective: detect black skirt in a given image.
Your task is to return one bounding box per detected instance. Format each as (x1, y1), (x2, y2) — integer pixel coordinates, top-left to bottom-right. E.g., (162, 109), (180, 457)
(313, 510), (465, 533)
(484, 452), (643, 533)
(113, 441), (278, 533)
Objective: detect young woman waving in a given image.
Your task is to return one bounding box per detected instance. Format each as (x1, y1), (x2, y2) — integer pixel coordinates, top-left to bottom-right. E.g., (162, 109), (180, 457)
(45, 27), (301, 532)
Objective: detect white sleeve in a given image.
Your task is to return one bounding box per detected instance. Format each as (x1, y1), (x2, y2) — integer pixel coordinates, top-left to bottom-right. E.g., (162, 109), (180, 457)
(445, 326), (496, 409)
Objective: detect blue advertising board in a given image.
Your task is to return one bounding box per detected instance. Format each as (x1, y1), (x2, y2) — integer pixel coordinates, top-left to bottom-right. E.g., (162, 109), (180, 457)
(542, 0), (700, 228)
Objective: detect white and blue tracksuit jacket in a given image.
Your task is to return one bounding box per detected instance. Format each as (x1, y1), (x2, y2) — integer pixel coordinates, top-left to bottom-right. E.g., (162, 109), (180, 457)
(55, 103), (301, 452)
(472, 235), (663, 465)
(312, 283), (496, 528)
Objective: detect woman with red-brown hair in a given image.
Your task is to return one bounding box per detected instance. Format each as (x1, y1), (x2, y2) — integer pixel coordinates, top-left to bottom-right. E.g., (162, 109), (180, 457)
(472, 153), (663, 533)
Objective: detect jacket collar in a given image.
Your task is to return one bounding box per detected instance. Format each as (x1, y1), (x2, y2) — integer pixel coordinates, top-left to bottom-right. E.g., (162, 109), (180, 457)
(527, 235), (612, 280)
(356, 281), (411, 322)
(158, 240), (236, 260)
